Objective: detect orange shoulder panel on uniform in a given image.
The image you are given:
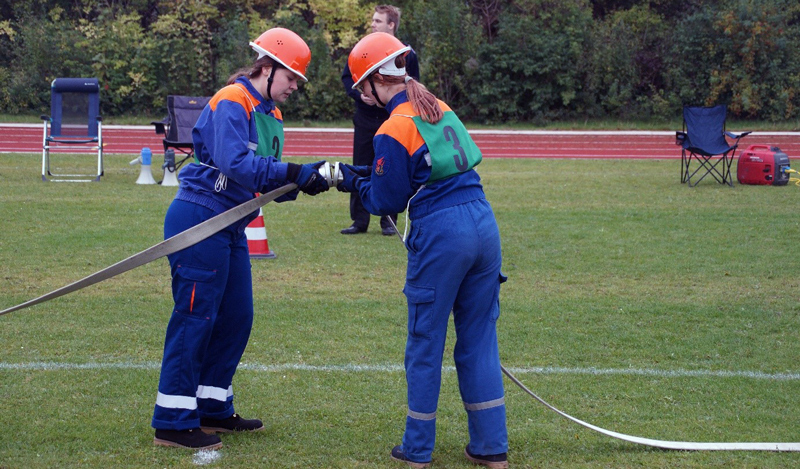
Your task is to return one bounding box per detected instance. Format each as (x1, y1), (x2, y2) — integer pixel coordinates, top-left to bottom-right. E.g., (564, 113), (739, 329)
(377, 101), (426, 157)
(209, 84), (257, 118)
(271, 106), (283, 121)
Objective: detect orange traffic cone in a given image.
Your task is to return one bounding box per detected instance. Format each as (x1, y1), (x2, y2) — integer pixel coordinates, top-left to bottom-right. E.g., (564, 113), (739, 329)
(245, 208), (276, 258)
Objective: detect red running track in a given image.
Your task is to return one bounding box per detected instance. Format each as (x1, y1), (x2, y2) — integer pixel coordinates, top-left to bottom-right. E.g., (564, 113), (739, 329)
(1, 124), (798, 159)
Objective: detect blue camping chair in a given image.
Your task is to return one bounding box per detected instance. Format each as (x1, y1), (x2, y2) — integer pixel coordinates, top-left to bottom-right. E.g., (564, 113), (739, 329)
(40, 78), (104, 182)
(676, 105), (750, 187)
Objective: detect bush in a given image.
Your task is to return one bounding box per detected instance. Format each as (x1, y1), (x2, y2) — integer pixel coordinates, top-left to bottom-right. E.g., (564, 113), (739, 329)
(403, 0), (482, 113)
(665, 0), (800, 121)
(5, 7), (92, 114)
(468, 0), (593, 123)
(584, 5), (670, 119)
(1, 0), (800, 123)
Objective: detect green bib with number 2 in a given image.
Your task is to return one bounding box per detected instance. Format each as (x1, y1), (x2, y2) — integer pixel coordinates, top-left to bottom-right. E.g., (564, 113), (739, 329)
(412, 111), (482, 183)
(254, 112), (285, 161)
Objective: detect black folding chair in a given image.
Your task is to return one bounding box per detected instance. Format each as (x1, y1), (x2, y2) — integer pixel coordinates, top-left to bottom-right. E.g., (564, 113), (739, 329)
(151, 95), (211, 168)
(676, 105), (750, 187)
(40, 78), (103, 182)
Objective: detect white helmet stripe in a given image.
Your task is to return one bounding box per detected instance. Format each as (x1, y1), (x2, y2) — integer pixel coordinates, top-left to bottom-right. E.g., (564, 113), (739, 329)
(379, 59), (406, 77)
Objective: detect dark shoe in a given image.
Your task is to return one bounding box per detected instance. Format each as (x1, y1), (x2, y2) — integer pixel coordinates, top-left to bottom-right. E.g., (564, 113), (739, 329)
(391, 445), (431, 468)
(382, 226), (398, 236)
(341, 225), (367, 235)
(153, 428), (222, 450)
(465, 446), (508, 469)
(200, 413), (265, 433)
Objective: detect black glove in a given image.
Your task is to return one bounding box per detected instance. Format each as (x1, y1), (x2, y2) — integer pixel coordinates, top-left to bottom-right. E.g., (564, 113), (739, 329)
(286, 161), (329, 196)
(336, 163), (366, 193)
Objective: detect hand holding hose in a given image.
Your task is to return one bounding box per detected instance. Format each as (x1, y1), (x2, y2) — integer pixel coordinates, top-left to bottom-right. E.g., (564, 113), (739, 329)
(287, 161), (330, 195)
(336, 163), (370, 193)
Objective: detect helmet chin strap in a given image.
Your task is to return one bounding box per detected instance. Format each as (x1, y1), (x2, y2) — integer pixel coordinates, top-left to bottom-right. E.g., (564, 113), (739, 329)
(265, 65), (278, 100)
(368, 75), (386, 107)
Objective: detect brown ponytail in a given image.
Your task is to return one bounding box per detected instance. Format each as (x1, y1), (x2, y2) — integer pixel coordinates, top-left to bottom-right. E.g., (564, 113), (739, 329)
(226, 56), (277, 85)
(374, 55), (443, 124)
(405, 79), (443, 124)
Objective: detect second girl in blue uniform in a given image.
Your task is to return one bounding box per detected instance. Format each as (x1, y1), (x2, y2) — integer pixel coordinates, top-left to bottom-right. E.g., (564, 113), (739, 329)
(338, 32), (510, 469)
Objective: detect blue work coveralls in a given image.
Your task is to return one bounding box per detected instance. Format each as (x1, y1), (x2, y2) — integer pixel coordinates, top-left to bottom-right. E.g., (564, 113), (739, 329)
(152, 77), (294, 430)
(352, 91), (509, 462)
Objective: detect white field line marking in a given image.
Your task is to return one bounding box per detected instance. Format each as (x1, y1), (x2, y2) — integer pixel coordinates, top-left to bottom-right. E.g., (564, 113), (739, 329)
(1, 361), (799, 381)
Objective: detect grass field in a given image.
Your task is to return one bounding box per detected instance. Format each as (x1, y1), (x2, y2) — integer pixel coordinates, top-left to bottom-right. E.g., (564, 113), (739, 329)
(1, 152), (799, 468)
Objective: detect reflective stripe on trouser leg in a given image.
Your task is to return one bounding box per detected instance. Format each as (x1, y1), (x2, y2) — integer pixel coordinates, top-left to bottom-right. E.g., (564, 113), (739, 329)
(408, 409), (437, 421)
(156, 392), (197, 411)
(197, 385), (234, 402)
(155, 384), (232, 411)
(464, 397), (505, 412)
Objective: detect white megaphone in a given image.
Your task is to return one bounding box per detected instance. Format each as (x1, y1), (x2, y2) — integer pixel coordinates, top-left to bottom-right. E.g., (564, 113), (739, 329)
(130, 147), (157, 185)
(161, 149), (179, 186)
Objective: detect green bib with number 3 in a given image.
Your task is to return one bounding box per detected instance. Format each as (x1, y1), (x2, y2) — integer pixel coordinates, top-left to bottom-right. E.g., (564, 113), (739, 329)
(254, 112), (285, 161)
(412, 111), (482, 183)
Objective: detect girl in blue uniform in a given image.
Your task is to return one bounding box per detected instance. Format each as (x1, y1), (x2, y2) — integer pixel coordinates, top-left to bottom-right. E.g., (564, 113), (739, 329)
(338, 32), (509, 468)
(152, 28), (329, 450)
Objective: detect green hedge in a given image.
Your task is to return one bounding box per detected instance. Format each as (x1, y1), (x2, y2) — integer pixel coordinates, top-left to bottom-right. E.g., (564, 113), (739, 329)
(1, 0), (799, 122)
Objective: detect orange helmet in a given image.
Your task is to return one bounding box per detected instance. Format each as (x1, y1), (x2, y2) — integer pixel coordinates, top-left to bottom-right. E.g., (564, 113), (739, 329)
(250, 28), (311, 82)
(348, 32), (411, 89)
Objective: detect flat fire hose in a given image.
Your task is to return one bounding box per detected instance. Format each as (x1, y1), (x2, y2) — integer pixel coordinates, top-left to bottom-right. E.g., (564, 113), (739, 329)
(384, 215), (800, 452)
(500, 366), (800, 451)
(0, 184), (297, 317)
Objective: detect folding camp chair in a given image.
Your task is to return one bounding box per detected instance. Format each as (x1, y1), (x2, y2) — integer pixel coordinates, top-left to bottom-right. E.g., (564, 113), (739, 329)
(676, 105), (751, 187)
(41, 78), (103, 182)
(151, 95), (211, 168)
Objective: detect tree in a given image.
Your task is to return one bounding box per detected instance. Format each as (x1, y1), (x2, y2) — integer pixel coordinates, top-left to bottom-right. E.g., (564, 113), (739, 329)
(468, 0), (593, 122)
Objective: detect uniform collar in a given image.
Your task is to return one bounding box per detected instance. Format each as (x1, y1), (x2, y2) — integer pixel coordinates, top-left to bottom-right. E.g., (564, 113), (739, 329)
(385, 90), (409, 114)
(236, 76), (275, 113)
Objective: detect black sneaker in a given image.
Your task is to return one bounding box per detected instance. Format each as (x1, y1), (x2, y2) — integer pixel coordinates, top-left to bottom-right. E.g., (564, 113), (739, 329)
(200, 413), (264, 433)
(391, 445), (431, 468)
(382, 226), (398, 236)
(464, 446), (508, 469)
(153, 428), (222, 450)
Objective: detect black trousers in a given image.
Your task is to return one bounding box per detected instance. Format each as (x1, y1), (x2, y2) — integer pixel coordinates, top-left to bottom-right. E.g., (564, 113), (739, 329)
(350, 124), (397, 229)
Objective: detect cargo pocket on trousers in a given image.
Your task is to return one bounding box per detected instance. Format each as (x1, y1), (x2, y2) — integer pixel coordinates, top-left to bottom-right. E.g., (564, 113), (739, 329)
(403, 283), (435, 338)
(173, 265), (218, 316)
(491, 272), (508, 322)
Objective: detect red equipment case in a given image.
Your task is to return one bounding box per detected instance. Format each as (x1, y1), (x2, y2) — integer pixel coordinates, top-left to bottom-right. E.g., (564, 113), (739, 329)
(737, 145), (790, 186)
